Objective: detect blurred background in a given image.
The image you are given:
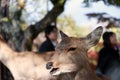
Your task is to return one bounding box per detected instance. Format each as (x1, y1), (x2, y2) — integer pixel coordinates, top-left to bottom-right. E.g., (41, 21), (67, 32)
(0, 0), (120, 79)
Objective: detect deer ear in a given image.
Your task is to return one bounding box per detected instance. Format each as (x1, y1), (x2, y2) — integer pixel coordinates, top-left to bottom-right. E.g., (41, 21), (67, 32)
(60, 31), (68, 40)
(85, 26), (103, 49)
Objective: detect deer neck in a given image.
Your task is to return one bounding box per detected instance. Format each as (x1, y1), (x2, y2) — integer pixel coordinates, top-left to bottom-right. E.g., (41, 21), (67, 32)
(75, 50), (100, 80)
(0, 41), (16, 66)
(76, 64), (100, 80)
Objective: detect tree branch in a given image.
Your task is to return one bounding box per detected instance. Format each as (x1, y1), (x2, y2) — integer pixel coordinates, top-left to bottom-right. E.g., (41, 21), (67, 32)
(86, 13), (120, 28)
(22, 0), (66, 51)
(0, 21), (24, 51)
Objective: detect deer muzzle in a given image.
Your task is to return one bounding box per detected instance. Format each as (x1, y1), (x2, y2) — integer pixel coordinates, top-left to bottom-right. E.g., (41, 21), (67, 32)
(46, 62), (53, 69)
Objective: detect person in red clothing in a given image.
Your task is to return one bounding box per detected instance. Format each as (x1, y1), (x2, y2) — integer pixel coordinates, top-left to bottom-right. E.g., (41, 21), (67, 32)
(96, 32), (120, 80)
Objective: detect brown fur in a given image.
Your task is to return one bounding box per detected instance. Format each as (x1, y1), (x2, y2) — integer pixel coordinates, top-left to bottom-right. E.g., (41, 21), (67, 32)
(47, 26), (110, 80)
(0, 36), (59, 80)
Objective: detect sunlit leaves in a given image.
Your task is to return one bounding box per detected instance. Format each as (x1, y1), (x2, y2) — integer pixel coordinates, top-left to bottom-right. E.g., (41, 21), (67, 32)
(16, 0), (26, 9)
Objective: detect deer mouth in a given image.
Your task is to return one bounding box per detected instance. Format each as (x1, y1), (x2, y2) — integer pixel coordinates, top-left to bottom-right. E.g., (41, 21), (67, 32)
(50, 68), (60, 75)
(50, 67), (76, 76)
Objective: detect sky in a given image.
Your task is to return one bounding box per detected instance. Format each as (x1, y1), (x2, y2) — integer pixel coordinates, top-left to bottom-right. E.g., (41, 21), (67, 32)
(63, 0), (120, 27)
(22, 0), (120, 28)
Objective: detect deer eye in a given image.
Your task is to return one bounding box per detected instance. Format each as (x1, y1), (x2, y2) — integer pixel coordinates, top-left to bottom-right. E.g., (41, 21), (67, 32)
(68, 47), (77, 52)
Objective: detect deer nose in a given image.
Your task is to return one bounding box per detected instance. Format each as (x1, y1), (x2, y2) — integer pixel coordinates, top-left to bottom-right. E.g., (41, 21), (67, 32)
(46, 62), (53, 69)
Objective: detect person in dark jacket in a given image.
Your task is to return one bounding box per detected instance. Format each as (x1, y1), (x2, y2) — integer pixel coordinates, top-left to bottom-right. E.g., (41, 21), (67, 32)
(96, 32), (120, 80)
(39, 25), (58, 53)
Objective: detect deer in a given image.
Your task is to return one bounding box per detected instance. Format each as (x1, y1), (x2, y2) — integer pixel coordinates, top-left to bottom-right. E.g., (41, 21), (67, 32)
(0, 36), (61, 80)
(46, 26), (110, 80)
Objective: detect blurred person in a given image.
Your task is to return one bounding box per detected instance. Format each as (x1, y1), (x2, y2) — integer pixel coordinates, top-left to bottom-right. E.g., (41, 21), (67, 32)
(38, 25), (58, 53)
(96, 32), (120, 80)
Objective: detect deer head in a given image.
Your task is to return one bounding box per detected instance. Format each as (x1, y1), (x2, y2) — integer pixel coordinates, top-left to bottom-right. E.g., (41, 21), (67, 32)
(46, 26), (103, 76)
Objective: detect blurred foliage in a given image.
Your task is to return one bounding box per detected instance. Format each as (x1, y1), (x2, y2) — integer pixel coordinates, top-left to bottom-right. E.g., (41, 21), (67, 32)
(83, 0), (120, 7)
(16, 0), (26, 9)
(57, 15), (91, 37)
(51, 0), (65, 5)
(86, 13), (120, 28)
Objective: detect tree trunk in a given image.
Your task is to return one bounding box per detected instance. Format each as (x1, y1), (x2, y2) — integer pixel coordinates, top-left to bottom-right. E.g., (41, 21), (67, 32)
(0, 21), (24, 51)
(22, 0), (66, 51)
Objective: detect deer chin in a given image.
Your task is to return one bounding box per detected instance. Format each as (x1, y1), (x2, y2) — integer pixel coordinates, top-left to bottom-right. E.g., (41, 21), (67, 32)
(50, 64), (78, 76)
(50, 68), (74, 76)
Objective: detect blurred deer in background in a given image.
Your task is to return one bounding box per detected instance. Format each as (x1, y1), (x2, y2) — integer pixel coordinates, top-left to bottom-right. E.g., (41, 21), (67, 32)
(47, 26), (110, 80)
